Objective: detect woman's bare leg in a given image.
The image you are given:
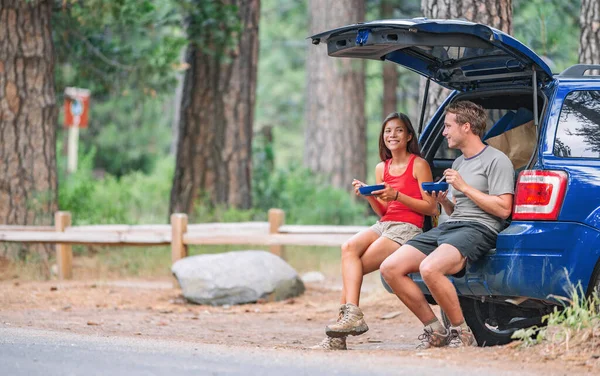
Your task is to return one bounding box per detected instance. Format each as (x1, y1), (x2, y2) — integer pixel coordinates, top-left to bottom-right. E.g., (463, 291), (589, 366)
(340, 230), (382, 306)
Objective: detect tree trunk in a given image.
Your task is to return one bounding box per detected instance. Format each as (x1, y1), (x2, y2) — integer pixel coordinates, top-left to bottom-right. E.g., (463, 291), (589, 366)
(419, 0), (513, 122)
(0, 0), (58, 261)
(170, 0), (260, 216)
(579, 0), (600, 67)
(305, 0), (366, 188)
(381, 0), (398, 119)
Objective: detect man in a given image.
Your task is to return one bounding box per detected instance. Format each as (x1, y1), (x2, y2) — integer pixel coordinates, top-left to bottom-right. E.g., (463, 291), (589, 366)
(380, 100), (514, 347)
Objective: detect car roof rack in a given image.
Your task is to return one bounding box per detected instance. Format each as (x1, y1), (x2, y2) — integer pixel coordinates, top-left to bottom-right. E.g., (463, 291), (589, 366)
(559, 64), (600, 78)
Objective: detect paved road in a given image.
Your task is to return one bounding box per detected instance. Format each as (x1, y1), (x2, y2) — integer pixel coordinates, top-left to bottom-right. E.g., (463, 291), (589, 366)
(0, 327), (530, 376)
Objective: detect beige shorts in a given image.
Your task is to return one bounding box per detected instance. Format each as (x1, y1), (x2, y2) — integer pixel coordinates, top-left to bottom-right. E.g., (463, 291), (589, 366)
(370, 221), (423, 245)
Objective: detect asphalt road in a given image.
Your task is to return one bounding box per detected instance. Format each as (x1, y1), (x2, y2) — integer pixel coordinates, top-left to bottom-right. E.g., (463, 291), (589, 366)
(0, 327), (530, 376)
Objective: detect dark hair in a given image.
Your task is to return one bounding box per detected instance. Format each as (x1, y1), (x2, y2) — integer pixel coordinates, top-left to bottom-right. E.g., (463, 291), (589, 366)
(378, 112), (421, 161)
(444, 100), (487, 137)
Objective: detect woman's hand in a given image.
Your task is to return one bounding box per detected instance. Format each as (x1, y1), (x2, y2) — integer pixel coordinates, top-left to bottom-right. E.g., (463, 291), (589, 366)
(352, 179), (366, 196)
(372, 182), (398, 202)
(430, 190), (449, 205)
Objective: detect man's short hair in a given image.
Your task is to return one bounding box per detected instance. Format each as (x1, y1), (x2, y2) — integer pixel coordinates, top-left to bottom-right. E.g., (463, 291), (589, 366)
(445, 101), (487, 137)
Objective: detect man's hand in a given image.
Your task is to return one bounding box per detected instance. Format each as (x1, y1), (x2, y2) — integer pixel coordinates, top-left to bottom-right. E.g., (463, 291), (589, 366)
(444, 169), (469, 193)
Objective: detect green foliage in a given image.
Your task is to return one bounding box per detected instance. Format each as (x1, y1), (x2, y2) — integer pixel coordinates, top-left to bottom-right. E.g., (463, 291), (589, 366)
(78, 93), (174, 176)
(177, 0), (241, 57)
(255, 0), (307, 169)
(58, 146), (174, 225)
(513, 0), (580, 72)
(512, 279), (600, 350)
(52, 0), (186, 96)
(251, 135), (376, 225)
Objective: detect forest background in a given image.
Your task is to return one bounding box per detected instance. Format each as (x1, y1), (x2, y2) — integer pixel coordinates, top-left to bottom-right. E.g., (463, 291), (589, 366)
(0, 0), (593, 276)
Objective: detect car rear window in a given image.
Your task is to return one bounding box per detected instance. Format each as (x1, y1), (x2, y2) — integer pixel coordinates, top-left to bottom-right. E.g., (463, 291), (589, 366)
(554, 90), (600, 158)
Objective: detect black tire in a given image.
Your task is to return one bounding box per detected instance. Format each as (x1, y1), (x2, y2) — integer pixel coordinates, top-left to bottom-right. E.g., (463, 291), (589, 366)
(459, 298), (518, 347)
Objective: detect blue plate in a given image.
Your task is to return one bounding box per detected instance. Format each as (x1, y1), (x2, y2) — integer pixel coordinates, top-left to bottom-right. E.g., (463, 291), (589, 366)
(421, 182), (449, 193)
(359, 184), (385, 196)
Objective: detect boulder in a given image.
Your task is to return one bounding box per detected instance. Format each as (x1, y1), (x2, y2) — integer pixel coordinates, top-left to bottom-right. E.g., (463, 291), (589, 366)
(172, 250), (305, 305)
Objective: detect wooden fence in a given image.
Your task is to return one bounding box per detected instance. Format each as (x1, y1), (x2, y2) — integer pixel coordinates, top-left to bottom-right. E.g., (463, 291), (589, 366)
(0, 209), (367, 280)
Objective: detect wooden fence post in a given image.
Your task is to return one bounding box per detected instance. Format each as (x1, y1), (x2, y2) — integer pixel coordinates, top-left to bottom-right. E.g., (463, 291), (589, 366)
(171, 213), (188, 264)
(55, 211), (72, 280)
(268, 208), (285, 258)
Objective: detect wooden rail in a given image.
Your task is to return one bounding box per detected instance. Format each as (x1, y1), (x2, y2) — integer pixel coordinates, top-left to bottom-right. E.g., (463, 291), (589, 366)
(0, 209), (367, 280)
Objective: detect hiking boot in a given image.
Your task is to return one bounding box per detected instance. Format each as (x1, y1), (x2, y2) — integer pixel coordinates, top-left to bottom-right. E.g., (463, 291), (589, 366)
(448, 325), (478, 347)
(417, 326), (450, 349)
(325, 303), (369, 337)
(309, 336), (347, 350)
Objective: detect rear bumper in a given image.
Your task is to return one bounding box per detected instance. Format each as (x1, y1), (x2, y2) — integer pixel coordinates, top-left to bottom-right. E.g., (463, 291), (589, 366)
(402, 221), (600, 302)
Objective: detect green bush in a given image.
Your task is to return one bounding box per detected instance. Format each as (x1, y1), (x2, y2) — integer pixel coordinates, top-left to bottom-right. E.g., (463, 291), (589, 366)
(58, 146), (174, 225)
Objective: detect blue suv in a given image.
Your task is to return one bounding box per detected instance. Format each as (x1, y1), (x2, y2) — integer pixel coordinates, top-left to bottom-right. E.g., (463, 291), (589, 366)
(311, 19), (600, 346)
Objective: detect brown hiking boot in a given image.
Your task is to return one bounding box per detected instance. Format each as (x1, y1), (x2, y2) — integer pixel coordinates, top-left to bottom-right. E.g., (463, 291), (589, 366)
(417, 326), (450, 349)
(325, 303), (369, 337)
(448, 325), (478, 347)
(309, 336), (347, 350)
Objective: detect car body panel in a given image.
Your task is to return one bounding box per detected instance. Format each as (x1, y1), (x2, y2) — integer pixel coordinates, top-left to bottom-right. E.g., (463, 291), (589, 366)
(310, 19), (552, 90)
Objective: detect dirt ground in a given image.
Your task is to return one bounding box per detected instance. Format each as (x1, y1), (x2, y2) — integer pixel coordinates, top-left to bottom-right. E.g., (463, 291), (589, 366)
(1, 273), (599, 375)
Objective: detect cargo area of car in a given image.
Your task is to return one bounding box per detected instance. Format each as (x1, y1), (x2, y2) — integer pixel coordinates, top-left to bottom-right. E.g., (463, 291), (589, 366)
(420, 87), (547, 186)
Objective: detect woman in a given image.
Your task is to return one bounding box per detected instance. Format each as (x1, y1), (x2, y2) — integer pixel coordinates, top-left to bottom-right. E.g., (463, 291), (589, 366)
(313, 112), (438, 350)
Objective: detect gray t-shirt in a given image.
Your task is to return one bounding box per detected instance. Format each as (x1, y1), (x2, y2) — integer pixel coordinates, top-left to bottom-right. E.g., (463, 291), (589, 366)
(446, 146), (515, 233)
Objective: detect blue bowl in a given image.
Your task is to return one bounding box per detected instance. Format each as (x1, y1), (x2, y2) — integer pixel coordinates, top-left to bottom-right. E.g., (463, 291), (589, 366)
(358, 184), (385, 196)
(421, 182), (449, 193)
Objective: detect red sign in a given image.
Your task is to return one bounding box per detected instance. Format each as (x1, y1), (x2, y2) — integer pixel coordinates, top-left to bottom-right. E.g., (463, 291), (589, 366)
(64, 87), (90, 128)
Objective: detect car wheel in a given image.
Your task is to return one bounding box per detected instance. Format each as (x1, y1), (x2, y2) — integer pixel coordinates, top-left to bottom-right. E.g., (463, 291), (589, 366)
(460, 298), (522, 347)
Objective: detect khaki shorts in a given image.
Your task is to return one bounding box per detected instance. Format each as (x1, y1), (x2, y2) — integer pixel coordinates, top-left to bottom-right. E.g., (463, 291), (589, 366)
(370, 221), (423, 245)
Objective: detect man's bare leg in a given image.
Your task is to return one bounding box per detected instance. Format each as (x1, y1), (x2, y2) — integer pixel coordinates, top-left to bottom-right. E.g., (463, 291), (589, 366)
(379, 244), (433, 323)
(418, 244), (466, 325)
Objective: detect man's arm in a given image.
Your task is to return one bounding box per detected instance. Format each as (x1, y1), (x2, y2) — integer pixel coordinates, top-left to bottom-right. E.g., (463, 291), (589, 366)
(444, 169), (513, 219)
(461, 188), (513, 219)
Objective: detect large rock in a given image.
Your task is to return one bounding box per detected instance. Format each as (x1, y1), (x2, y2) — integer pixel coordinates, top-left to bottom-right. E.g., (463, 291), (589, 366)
(172, 250), (305, 305)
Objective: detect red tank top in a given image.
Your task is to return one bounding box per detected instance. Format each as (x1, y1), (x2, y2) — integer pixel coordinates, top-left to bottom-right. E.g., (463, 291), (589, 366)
(380, 154), (424, 228)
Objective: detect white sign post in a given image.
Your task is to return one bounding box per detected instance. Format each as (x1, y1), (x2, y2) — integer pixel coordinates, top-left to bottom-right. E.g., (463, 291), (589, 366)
(64, 87), (90, 174)
(67, 103), (82, 173)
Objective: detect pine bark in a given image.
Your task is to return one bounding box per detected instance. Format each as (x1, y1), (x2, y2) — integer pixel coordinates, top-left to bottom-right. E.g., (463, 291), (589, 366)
(305, 0), (366, 188)
(0, 0), (58, 260)
(419, 0), (513, 122)
(170, 0), (260, 215)
(579, 0), (600, 66)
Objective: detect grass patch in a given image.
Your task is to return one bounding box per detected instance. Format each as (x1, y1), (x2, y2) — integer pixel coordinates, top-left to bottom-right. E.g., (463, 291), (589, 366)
(512, 282), (600, 357)
(2, 244), (345, 281)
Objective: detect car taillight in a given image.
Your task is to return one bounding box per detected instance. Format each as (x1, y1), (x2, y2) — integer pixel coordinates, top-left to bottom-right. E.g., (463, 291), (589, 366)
(513, 170), (568, 220)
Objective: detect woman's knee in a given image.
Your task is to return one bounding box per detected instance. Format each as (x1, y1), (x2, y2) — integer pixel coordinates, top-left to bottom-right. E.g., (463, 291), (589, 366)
(341, 240), (361, 258)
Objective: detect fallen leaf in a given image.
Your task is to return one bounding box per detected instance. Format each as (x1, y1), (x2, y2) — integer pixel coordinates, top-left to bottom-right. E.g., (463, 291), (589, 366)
(50, 286), (58, 291)
(87, 321), (100, 326)
(380, 311), (402, 320)
(367, 338), (382, 343)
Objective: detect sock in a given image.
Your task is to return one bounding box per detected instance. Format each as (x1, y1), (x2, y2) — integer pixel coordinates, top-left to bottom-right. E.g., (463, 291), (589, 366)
(451, 320), (470, 331)
(424, 317), (445, 333)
